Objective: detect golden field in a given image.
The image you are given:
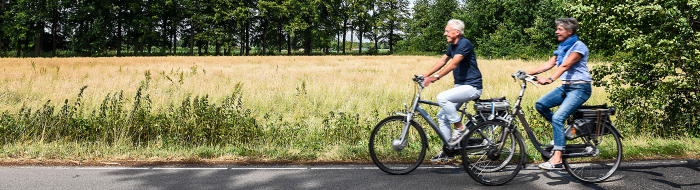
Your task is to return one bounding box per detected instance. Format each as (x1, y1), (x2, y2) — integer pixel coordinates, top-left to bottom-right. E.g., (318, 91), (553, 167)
(0, 56), (608, 124)
(3, 56), (700, 162)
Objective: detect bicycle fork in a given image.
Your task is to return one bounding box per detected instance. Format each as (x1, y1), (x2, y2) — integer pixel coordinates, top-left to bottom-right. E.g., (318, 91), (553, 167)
(393, 90), (423, 152)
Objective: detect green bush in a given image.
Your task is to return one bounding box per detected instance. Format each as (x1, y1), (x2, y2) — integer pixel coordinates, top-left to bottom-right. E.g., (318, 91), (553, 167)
(573, 0), (700, 137)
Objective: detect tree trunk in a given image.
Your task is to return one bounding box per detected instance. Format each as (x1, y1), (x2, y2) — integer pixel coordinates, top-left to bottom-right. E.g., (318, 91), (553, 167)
(198, 41), (202, 54)
(349, 26), (354, 53)
(16, 37), (21, 57)
(24, 34), (30, 55)
(52, 7), (58, 57)
(262, 20), (267, 54)
(342, 19), (347, 54)
(0, 30), (3, 57)
(287, 32), (291, 55)
(23, 34), (30, 56)
(0, 1), (4, 57)
(277, 23), (282, 54)
(389, 21), (394, 53)
(117, 22), (122, 56)
(292, 33), (297, 54)
(245, 21), (250, 55)
(239, 31), (244, 56)
(358, 28), (363, 55)
(303, 29), (312, 55)
(215, 41), (220, 56)
(190, 22), (195, 55)
(171, 30), (176, 54)
(162, 22), (168, 54)
(133, 35), (141, 56)
(374, 32), (378, 53)
(34, 30), (43, 57)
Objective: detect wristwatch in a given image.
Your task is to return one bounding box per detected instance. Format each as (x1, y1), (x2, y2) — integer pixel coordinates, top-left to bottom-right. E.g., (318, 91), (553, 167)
(434, 74), (440, 79)
(548, 77), (554, 82)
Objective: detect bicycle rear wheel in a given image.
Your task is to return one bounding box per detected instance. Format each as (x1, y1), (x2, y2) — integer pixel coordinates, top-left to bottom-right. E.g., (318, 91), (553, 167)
(563, 123), (622, 183)
(369, 116), (427, 175)
(462, 121), (526, 186)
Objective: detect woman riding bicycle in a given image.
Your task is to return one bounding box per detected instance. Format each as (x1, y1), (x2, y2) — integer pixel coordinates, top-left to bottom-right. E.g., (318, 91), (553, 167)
(526, 18), (591, 170)
(421, 19), (483, 161)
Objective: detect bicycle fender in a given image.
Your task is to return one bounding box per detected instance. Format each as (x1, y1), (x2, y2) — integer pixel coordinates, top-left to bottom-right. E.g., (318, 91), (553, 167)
(606, 122), (624, 139)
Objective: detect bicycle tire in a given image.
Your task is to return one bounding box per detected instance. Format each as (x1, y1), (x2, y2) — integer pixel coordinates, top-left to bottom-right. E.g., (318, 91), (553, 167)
(563, 123), (622, 183)
(462, 121), (526, 186)
(369, 116), (427, 175)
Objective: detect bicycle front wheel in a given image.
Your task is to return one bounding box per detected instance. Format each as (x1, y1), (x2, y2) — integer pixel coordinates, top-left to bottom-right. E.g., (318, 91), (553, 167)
(462, 121), (526, 186)
(369, 116), (427, 175)
(563, 123), (623, 183)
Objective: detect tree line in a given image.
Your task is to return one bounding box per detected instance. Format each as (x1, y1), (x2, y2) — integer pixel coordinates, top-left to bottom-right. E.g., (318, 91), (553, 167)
(0, 0), (409, 57)
(0, 0), (580, 59)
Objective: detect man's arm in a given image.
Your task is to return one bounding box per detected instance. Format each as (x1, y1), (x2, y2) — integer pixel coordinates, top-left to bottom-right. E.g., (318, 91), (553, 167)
(423, 54), (463, 86)
(423, 54), (450, 77)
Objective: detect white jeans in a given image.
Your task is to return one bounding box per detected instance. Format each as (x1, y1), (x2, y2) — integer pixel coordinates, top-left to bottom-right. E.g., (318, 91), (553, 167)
(436, 84), (482, 138)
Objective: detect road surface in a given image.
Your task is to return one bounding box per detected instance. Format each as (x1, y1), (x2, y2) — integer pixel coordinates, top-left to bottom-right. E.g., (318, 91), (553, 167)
(2, 160), (698, 189)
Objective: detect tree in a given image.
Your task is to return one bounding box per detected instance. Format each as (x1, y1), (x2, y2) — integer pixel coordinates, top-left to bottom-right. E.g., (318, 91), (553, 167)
(574, 0), (700, 137)
(456, 0), (564, 58)
(400, 0), (457, 53)
(379, 0), (409, 53)
(0, 0), (7, 56)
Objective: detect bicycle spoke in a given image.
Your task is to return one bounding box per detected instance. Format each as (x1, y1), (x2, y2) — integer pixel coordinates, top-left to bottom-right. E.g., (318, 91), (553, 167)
(462, 121), (525, 186)
(563, 125), (622, 182)
(370, 116), (427, 174)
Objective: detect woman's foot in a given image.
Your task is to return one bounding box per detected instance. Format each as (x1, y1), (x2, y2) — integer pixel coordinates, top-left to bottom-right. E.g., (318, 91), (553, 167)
(538, 161), (564, 170)
(539, 150), (564, 170)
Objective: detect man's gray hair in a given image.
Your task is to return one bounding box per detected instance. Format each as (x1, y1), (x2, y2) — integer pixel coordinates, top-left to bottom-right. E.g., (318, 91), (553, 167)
(555, 18), (579, 34)
(447, 19), (465, 36)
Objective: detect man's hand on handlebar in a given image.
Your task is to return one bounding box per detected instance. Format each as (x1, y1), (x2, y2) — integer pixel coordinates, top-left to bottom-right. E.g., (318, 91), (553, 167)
(423, 76), (437, 87)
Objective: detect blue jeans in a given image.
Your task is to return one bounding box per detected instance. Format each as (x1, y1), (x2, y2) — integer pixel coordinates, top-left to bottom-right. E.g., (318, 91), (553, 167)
(535, 83), (591, 151)
(436, 84), (482, 139)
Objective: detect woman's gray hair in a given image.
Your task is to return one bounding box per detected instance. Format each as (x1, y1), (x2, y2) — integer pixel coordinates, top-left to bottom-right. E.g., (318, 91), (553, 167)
(447, 19), (465, 36)
(555, 18), (579, 34)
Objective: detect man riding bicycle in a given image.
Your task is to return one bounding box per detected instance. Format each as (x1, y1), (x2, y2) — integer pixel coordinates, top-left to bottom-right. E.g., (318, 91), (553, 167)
(527, 18), (591, 170)
(421, 19), (483, 162)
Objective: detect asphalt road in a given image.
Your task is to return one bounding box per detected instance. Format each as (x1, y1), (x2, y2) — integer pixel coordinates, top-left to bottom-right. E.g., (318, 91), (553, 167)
(2, 160), (698, 190)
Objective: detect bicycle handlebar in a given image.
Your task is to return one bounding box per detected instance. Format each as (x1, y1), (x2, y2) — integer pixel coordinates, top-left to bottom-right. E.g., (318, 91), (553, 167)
(413, 75), (425, 89)
(512, 70), (539, 87)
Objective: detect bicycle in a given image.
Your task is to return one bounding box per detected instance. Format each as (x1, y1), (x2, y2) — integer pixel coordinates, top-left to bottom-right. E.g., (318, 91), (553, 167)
(369, 75), (510, 174)
(460, 70), (623, 185)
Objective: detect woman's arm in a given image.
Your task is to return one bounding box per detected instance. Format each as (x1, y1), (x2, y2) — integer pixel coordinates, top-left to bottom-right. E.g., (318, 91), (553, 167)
(527, 56), (557, 75)
(547, 52), (583, 81)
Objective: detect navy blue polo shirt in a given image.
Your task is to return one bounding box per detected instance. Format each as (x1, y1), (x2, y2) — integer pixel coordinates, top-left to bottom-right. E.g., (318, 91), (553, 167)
(445, 37), (482, 90)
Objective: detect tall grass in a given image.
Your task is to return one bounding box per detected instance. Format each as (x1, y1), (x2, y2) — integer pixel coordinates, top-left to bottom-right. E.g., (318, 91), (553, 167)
(0, 56), (635, 161)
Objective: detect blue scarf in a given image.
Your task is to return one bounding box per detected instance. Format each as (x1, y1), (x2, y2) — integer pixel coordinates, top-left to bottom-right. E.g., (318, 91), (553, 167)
(553, 34), (579, 65)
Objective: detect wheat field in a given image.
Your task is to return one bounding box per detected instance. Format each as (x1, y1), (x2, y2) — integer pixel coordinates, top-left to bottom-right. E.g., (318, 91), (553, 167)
(0, 56), (616, 161)
(0, 56), (607, 120)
